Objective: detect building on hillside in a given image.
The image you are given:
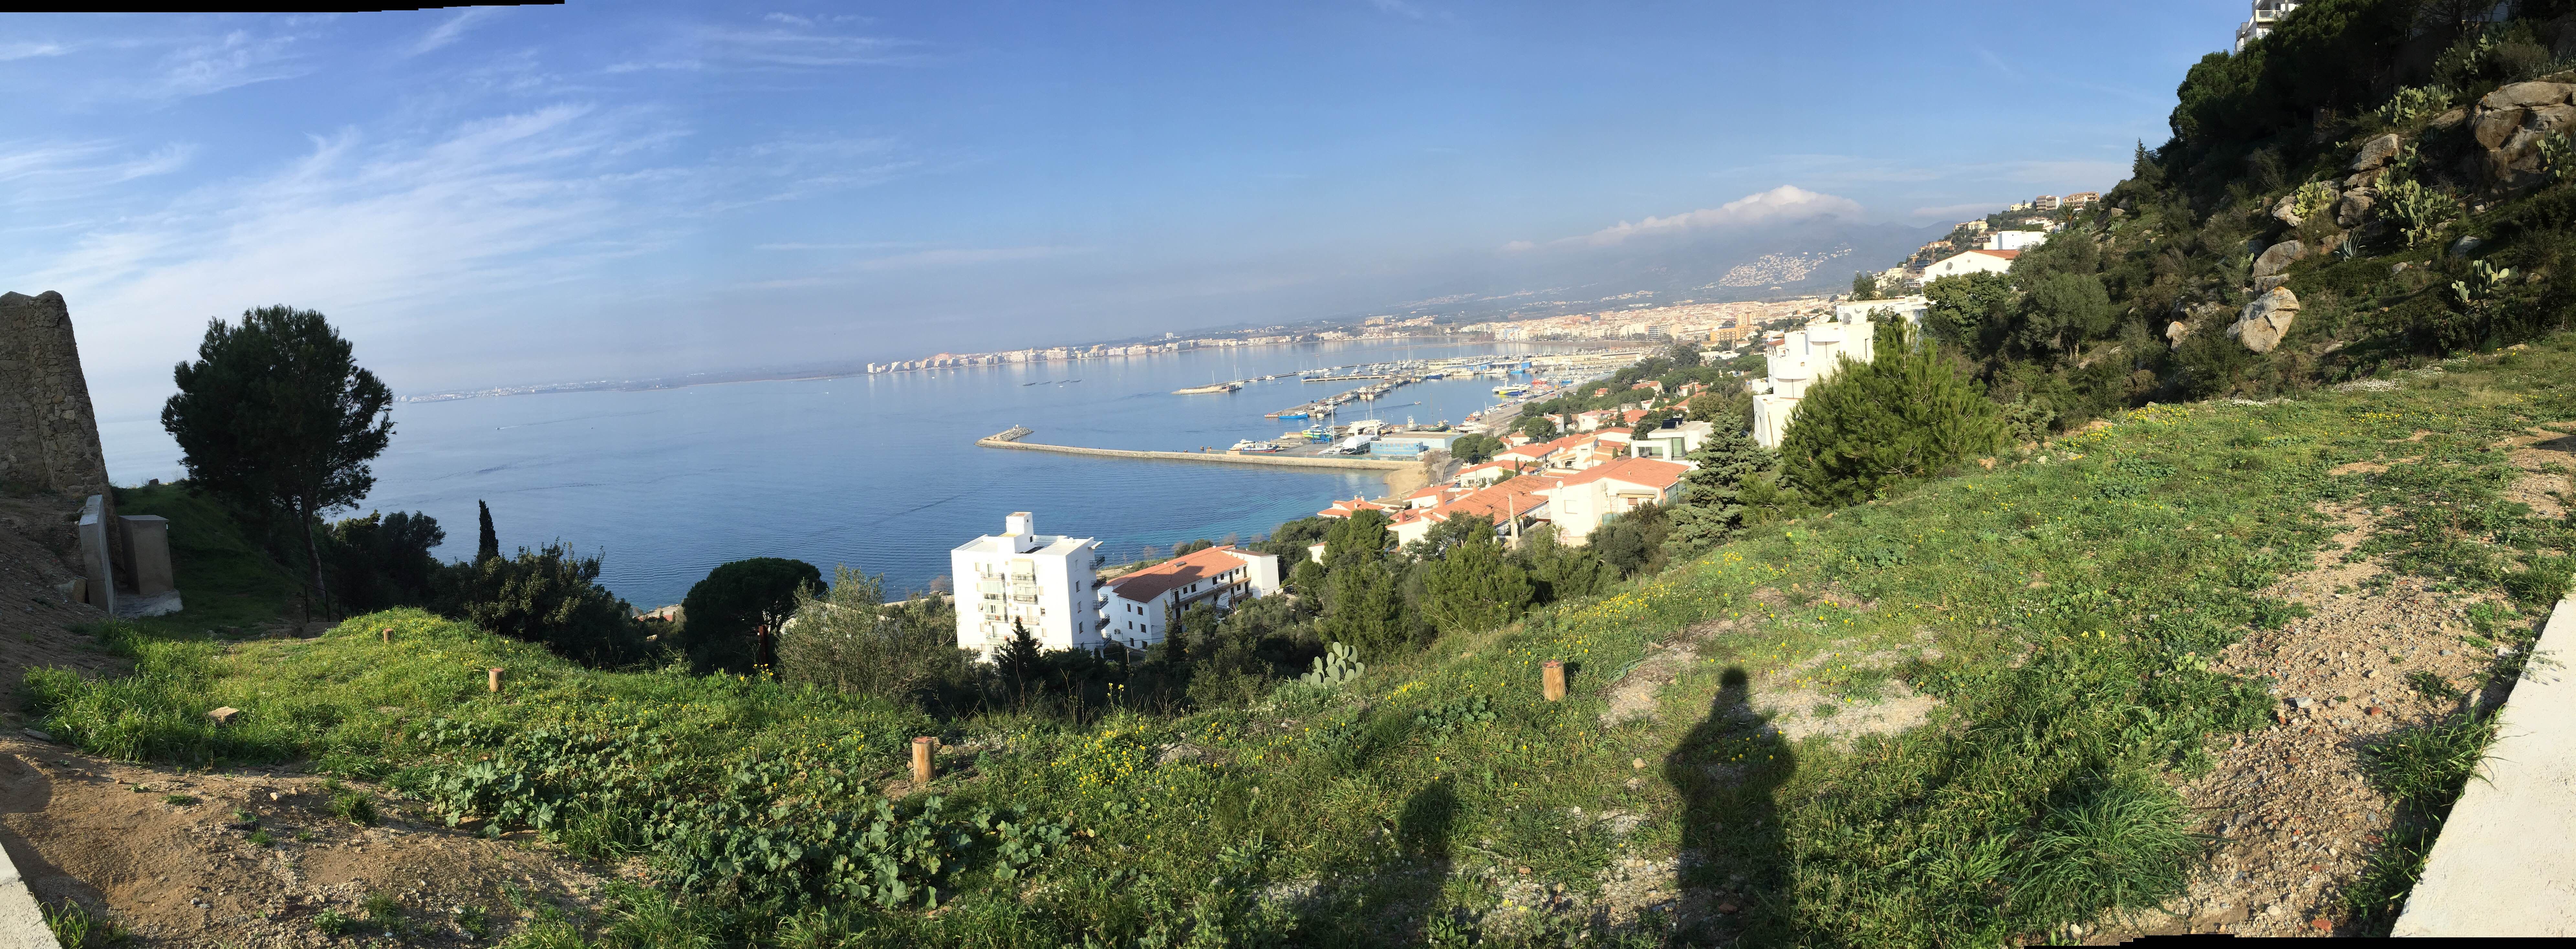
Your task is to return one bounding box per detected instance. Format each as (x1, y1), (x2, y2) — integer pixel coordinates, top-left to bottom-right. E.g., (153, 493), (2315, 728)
(1921, 249), (2020, 282)
(1748, 304), (1920, 449)
(1534, 458), (1692, 545)
(2235, 0), (2301, 53)
(950, 513), (1104, 660)
(1100, 546), (1281, 652)
(1455, 460), (1517, 487)
(1388, 477), (1552, 547)
(1628, 420), (1715, 461)
(1959, 219), (1991, 235)
(1317, 496), (1393, 519)
(2032, 195), (2061, 212)
(2063, 191), (2101, 208)
(1984, 230), (2049, 252)
(1835, 295), (1929, 327)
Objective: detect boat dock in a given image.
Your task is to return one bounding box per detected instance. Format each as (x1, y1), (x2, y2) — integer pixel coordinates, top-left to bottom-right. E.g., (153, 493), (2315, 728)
(978, 428), (1415, 471)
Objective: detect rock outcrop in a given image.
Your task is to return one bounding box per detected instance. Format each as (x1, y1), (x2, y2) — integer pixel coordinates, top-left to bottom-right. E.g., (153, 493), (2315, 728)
(2351, 133), (2404, 172)
(2336, 190), (2377, 228)
(2253, 240), (2309, 279)
(0, 292), (110, 499)
(2471, 81), (2576, 189)
(2229, 287), (2302, 354)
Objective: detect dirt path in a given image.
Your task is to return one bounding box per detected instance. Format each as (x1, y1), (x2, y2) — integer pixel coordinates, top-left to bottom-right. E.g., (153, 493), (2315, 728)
(0, 737), (613, 947)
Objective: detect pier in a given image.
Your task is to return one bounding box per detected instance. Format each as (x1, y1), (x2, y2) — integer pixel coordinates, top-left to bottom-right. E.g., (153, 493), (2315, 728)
(978, 428), (1416, 471)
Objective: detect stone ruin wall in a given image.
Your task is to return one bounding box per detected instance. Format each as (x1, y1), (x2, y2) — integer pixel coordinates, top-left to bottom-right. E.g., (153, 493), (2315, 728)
(0, 291), (112, 500)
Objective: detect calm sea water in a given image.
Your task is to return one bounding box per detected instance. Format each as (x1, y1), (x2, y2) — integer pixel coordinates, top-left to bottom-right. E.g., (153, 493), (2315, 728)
(105, 340), (1582, 608)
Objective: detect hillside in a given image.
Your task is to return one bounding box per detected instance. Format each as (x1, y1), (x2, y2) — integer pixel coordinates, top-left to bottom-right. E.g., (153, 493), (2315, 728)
(13, 336), (2570, 945)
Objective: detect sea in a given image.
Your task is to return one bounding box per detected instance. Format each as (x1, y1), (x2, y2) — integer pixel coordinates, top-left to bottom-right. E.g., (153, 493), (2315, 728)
(102, 339), (1590, 609)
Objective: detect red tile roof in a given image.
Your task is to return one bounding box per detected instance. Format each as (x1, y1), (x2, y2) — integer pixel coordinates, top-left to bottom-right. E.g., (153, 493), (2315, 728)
(1391, 476), (1551, 529)
(1548, 456), (1690, 492)
(1968, 249), (2021, 260)
(1318, 496), (1392, 518)
(1106, 546), (1260, 604)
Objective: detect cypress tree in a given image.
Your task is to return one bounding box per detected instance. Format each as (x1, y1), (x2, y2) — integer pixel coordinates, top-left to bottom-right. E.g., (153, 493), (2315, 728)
(1322, 558), (1403, 657)
(1779, 336), (2004, 506)
(476, 500), (500, 564)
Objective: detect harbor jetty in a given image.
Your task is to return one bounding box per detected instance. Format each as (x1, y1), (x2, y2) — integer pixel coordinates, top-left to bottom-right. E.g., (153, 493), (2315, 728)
(978, 428), (1415, 471)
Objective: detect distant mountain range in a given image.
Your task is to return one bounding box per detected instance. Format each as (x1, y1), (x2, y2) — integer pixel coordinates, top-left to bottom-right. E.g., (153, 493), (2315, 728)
(1388, 215), (1949, 322)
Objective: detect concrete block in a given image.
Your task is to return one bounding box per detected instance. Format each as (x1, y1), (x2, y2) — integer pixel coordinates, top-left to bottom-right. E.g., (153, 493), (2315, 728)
(117, 515), (172, 595)
(74, 495), (112, 615)
(2392, 591), (2576, 936)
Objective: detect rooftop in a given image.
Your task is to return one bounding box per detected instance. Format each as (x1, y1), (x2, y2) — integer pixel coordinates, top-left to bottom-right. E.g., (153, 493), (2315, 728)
(1105, 545), (1263, 603)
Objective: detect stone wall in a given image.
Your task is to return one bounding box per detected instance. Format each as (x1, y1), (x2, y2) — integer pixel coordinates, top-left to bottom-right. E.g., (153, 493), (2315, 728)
(0, 291), (111, 499)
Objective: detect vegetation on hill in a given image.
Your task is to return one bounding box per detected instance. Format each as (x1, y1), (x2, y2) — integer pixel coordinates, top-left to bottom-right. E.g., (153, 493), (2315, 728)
(37, 333), (2576, 945)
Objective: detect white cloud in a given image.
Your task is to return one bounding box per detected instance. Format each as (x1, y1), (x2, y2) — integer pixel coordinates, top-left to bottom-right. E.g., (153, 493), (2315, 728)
(150, 29), (309, 100)
(764, 13), (814, 27)
(1976, 47), (2023, 81)
(411, 8), (500, 56)
(0, 141), (194, 201)
(754, 241), (922, 251)
(855, 246), (1086, 271)
(1909, 202), (2008, 220)
(1568, 186), (1863, 247)
(1369, 0), (1429, 19)
(0, 42), (69, 61)
(1499, 239), (1535, 252)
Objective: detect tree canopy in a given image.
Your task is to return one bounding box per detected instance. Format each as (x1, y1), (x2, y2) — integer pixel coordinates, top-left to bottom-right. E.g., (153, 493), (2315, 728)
(679, 558), (825, 673)
(1779, 335), (2005, 505)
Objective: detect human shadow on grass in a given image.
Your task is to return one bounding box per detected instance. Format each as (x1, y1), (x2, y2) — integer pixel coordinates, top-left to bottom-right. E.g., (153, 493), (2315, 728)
(1661, 665), (1798, 944)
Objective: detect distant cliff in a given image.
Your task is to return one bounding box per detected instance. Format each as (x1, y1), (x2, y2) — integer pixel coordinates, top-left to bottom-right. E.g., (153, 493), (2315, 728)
(0, 291), (111, 498)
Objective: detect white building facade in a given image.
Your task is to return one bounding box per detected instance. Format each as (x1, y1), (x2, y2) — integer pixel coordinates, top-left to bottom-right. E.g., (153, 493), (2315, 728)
(1099, 546), (1282, 652)
(950, 512), (1104, 660)
(1921, 249), (2019, 282)
(2236, 0), (2300, 53)
(1749, 304), (1918, 448)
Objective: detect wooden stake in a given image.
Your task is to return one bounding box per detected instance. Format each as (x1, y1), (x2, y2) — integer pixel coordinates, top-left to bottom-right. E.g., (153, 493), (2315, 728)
(1542, 660), (1566, 702)
(488, 667), (504, 693)
(381, 627), (393, 643)
(911, 736), (936, 784)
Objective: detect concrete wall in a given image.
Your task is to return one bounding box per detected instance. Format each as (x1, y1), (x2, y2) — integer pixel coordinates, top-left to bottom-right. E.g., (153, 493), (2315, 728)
(0, 292), (110, 499)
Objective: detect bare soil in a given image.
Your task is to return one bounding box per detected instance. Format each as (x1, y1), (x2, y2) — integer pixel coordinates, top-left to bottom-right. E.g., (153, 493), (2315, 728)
(0, 494), (120, 693)
(2086, 503), (2510, 940)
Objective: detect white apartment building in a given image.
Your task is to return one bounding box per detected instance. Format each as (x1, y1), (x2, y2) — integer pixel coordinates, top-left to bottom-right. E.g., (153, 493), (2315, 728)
(1628, 420), (1715, 460)
(1749, 304), (1917, 448)
(1533, 457), (1692, 545)
(1835, 295), (1929, 327)
(950, 512), (1104, 660)
(2235, 0), (2300, 53)
(1985, 230), (2049, 252)
(1099, 545), (1282, 652)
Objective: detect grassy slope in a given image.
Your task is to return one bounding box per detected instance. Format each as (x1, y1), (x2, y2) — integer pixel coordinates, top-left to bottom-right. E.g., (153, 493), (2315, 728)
(28, 341), (2576, 946)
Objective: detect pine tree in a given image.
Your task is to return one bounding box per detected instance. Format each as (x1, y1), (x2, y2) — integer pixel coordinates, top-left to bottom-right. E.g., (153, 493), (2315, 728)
(1321, 508), (1390, 571)
(1421, 534), (1532, 634)
(476, 500), (500, 564)
(1779, 336), (2004, 506)
(1663, 427), (1779, 555)
(1003, 618), (1045, 706)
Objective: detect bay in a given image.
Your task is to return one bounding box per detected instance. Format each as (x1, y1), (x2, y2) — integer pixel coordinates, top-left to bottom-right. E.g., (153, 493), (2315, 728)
(105, 339), (1585, 609)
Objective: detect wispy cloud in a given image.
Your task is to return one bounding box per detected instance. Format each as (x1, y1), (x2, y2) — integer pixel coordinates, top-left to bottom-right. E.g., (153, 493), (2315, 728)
(754, 240), (924, 251)
(0, 140), (195, 202)
(1519, 186), (1863, 250)
(856, 246), (1086, 271)
(1369, 0), (1430, 19)
(411, 8), (500, 56)
(693, 24), (926, 68)
(0, 41), (70, 61)
(149, 29), (308, 100)
(1909, 202), (2008, 220)
(1976, 47), (2023, 81)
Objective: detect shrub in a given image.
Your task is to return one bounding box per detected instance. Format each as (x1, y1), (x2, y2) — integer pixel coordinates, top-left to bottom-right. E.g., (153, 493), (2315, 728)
(443, 542), (655, 668)
(777, 568), (971, 708)
(322, 510), (446, 614)
(1779, 338), (2006, 505)
(1419, 534), (1532, 635)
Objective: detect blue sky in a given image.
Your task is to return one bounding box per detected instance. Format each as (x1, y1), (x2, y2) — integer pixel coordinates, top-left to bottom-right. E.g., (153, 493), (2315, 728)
(4, 2), (2243, 422)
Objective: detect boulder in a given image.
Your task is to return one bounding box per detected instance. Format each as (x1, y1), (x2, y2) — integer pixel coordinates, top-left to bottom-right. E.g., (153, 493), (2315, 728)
(2351, 133), (2405, 171)
(2166, 321), (2193, 347)
(2432, 107), (2470, 130)
(2336, 191), (2377, 228)
(2228, 287), (2301, 354)
(2271, 192), (2309, 228)
(2256, 275), (2291, 292)
(2476, 107), (2528, 150)
(2480, 81), (2576, 110)
(2345, 167), (2386, 188)
(2252, 240), (2308, 279)
(2451, 234), (2486, 257)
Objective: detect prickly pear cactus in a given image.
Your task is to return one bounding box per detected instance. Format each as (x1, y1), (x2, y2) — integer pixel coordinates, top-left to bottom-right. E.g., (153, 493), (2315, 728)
(1300, 642), (1365, 688)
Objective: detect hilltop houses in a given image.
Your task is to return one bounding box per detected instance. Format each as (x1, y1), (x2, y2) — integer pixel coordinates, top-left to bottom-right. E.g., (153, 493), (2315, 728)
(1100, 545), (1281, 652)
(1921, 248), (2020, 282)
(950, 512), (1106, 660)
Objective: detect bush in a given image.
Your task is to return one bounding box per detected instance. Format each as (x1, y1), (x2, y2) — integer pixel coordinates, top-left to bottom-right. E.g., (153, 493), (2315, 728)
(678, 558), (824, 674)
(1419, 534), (1532, 635)
(322, 510), (445, 614)
(443, 543), (655, 668)
(1779, 338), (2005, 505)
(777, 568), (972, 709)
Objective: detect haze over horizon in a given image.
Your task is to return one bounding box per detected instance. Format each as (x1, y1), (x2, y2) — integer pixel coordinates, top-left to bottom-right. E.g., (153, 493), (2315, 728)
(6, 2), (2240, 424)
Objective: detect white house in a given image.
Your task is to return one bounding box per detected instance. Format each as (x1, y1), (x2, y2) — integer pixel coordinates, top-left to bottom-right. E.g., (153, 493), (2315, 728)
(1984, 230), (2048, 252)
(951, 513), (1105, 660)
(1533, 457), (1693, 545)
(1627, 420), (1714, 460)
(2236, 0), (2300, 53)
(1749, 304), (1918, 448)
(1099, 545), (1281, 652)
(1835, 295), (1929, 327)
(1921, 249), (2019, 282)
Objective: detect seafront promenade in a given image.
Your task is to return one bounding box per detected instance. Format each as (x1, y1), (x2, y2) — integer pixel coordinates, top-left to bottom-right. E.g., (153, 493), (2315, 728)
(976, 428), (1415, 471)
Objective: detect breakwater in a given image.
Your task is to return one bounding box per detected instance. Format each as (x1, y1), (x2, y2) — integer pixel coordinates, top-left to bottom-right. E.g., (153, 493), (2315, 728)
(979, 429), (1415, 471)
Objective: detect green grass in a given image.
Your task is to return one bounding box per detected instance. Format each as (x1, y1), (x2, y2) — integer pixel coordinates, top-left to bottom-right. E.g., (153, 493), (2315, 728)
(109, 483), (303, 636)
(40, 899), (129, 948)
(32, 338), (2576, 945)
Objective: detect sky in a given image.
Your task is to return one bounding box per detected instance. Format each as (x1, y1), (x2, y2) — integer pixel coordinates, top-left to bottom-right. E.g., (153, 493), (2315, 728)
(3, 1), (2247, 424)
